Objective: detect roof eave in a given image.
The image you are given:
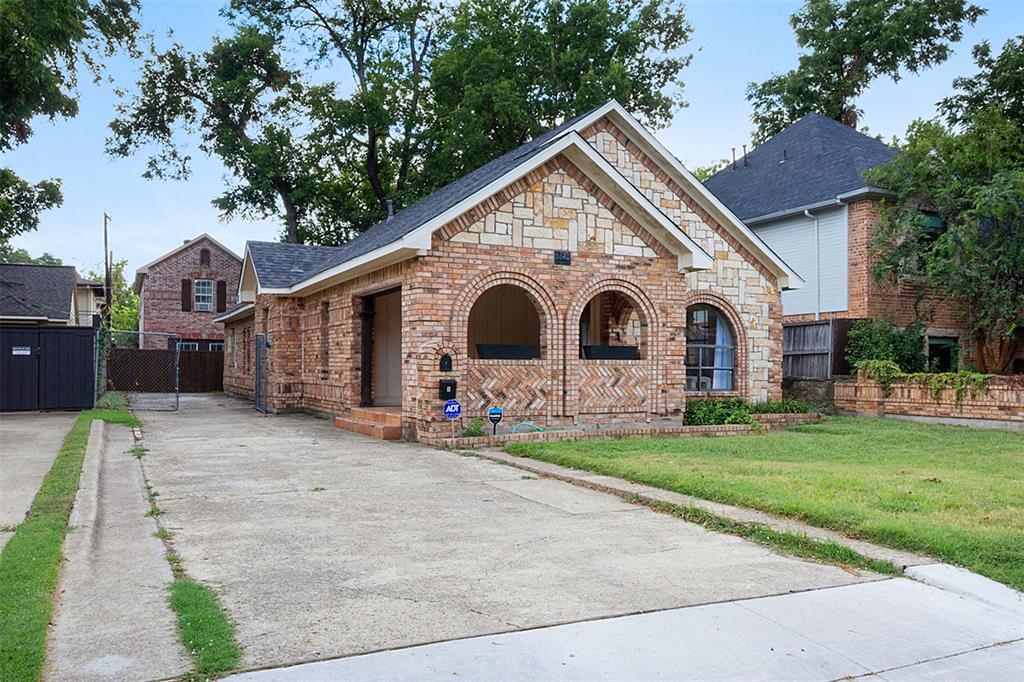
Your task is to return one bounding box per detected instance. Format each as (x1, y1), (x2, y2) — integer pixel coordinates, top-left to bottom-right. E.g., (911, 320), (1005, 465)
(212, 302), (255, 324)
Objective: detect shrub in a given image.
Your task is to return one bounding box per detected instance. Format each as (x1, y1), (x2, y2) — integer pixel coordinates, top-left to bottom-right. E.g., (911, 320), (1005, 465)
(749, 398), (814, 414)
(683, 398), (756, 426)
(460, 417), (486, 437)
(845, 319), (926, 372)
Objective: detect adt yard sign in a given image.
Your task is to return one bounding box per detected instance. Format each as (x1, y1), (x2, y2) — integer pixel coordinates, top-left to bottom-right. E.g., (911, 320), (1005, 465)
(443, 399), (462, 420)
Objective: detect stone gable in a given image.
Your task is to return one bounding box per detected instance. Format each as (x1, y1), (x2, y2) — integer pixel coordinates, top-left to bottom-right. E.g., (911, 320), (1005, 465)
(445, 157), (663, 259)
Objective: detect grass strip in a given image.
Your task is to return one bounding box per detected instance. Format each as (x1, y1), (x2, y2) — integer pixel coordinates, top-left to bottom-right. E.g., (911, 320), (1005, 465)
(0, 409), (140, 682)
(168, 579), (242, 678)
(651, 500), (901, 577)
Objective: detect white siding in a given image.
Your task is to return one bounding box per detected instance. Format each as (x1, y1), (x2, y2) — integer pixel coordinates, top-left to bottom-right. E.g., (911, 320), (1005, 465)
(752, 205), (848, 316)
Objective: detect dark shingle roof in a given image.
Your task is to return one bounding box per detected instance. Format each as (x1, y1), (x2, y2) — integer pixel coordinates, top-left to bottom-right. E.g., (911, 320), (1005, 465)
(0, 263), (76, 320)
(248, 104), (605, 288)
(703, 113), (897, 222)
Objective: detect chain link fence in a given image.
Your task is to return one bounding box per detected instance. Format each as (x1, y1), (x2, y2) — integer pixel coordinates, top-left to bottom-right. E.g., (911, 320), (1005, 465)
(104, 330), (181, 411)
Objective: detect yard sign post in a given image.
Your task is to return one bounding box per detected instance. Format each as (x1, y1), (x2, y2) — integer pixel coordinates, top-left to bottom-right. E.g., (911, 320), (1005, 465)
(444, 399), (461, 438)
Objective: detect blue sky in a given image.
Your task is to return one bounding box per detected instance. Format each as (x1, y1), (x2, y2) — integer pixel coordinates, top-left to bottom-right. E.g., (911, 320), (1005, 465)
(6, 0), (1021, 278)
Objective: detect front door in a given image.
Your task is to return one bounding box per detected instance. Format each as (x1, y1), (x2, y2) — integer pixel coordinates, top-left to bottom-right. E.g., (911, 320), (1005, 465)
(372, 290), (402, 406)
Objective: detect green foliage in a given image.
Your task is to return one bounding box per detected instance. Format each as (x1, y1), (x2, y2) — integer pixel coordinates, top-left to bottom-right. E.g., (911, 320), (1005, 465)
(0, 0), (138, 249)
(88, 259), (138, 345)
(109, 27), (310, 243)
(169, 579), (242, 677)
(115, 0), (693, 246)
(845, 318), (926, 372)
(0, 409), (137, 681)
(460, 417), (487, 438)
(690, 159), (729, 182)
(865, 106), (1024, 373)
(902, 371), (992, 407)
(424, 0), (692, 190)
(939, 36), (1024, 128)
(0, 170), (62, 251)
(855, 359), (904, 391)
(747, 0), (983, 142)
(683, 398), (756, 426)
(507, 416), (1024, 590)
(0, 246), (63, 265)
(748, 398), (815, 414)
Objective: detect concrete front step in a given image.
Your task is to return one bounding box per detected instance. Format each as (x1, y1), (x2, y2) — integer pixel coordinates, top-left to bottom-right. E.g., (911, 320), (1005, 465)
(348, 407), (402, 426)
(334, 416), (402, 440)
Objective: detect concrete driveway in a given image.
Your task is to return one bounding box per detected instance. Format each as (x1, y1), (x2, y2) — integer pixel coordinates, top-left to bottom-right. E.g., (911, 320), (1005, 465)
(0, 412), (77, 549)
(141, 395), (877, 671)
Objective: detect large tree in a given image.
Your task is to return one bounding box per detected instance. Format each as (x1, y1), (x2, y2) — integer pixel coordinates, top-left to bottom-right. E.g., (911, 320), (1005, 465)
(424, 0), (692, 189)
(866, 41), (1024, 373)
(747, 0), (983, 143)
(108, 28), (313, 243)
(0, 0), (139, 249)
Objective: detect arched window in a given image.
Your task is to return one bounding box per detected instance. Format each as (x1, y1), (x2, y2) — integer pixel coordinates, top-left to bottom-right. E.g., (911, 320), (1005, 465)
(578, 290), (643, 360)
(685, 304), (735, 391)
(468, 285), (541, 359)
(199, 248), (211, 266)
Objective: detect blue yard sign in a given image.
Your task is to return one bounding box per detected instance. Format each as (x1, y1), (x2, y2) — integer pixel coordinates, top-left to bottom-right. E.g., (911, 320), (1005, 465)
(443, 399), (462, 420)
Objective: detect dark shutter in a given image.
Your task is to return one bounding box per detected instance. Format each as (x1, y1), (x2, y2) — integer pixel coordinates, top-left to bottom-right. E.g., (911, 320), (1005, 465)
(181, 279), (192, 312)
(216, 280), (227, 313)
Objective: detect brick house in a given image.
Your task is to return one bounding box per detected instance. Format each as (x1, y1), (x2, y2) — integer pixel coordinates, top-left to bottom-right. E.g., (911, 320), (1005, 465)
(134, 234), (241, 350)
(704, 113), (980, 375)
(215, 101), (802, 440)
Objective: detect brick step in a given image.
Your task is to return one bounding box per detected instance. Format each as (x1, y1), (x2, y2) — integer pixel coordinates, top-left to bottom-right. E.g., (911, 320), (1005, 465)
(348, 407), (402, 427)
(334, 416), (401, 441)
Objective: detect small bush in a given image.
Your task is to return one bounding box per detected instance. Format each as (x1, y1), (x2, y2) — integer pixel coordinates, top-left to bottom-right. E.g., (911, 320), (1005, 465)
(684, 398), (756, 426)
(749, 398), (814, 414)
(460, 417), (486, 437)
(845, 319), (926, 372)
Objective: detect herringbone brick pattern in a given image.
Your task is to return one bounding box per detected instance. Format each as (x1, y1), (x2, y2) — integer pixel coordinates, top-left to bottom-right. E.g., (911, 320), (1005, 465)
(577, 362), (649, 414)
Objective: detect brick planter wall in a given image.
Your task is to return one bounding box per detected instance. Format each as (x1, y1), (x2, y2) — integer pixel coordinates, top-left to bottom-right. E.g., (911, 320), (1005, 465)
(423, 413), (820, 449)
(834, 375), (1024, 423)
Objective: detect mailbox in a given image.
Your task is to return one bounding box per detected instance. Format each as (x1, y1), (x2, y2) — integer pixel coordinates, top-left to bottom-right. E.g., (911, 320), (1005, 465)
(439, 379), (457, 400)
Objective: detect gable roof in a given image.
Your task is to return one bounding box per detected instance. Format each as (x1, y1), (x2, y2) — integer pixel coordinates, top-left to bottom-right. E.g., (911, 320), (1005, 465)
(0, 263), (76, 321)
(243, 100), (802, 295)
(703, 113), (897, 223)
(134, 233), (242, 294)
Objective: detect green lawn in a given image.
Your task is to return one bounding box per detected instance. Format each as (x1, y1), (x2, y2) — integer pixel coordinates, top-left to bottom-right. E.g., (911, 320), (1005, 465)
(506, 416), (1024, 590)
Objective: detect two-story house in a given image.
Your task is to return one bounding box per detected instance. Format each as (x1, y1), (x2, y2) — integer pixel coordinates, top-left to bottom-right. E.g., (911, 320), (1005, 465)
(133, 234), (242, 350)
(704, 113), (973, 375)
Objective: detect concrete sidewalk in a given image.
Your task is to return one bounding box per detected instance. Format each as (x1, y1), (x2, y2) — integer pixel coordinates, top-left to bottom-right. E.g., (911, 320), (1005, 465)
(225, 578), (1024, 681)
(44, 421), (190, 681)
(0, 412), (76, 549)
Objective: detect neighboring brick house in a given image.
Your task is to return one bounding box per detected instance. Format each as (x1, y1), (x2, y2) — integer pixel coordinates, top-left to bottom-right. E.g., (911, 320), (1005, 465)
(215, 101), (802, 440)
(704, 113), (976, 375)
(133, 234), (241, 350)
(0, 263), (105, 326)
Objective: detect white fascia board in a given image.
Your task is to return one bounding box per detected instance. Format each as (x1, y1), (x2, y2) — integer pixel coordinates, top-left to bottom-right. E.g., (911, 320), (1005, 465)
(213, 302), (254, 324)
(0, 315), (68, 323)
(580, 102), (804, 290)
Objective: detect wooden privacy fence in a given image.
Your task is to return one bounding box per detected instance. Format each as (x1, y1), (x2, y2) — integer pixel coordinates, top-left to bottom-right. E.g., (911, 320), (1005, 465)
(782, 319), (858, 379)
(108, 348), (223, 393)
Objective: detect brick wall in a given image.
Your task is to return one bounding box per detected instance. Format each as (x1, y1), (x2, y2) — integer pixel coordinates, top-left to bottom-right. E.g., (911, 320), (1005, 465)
(834, 375), (1024, 423)
(139, 237), (241, 349)
(223, 314), (255, 398)
(228, 122), (786, 440)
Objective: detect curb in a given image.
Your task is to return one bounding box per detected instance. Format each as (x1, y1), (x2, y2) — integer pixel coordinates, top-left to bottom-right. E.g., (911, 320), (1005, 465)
(472, 448), (935, 571)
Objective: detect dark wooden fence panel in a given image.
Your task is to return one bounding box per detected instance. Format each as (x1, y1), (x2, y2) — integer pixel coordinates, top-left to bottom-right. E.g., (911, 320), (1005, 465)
(1, 326), (95, 411)
(179, 350), (223, 392)
(108, 348), (223, 393)
(782, 319), (861, 379)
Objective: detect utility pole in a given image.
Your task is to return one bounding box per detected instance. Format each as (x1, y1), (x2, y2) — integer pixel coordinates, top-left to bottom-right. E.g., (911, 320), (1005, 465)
(103, 212), (113, 321)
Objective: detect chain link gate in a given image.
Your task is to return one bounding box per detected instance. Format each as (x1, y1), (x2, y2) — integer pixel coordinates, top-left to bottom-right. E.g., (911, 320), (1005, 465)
(254, 333), (269, 413)
(103, 330), (181, 411)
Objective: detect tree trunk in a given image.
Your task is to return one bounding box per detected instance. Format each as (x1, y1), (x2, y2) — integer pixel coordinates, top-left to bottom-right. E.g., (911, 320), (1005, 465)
(275, 179), (300, 243)
(365, 127), (388, 209)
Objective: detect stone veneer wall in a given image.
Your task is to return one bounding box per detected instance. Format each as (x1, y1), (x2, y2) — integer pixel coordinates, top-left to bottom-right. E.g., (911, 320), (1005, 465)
(140, 237), (240, 349)
(224, 123), (786, 440)
(583, 118), (782, 402)
(834, 375), (1024, 423)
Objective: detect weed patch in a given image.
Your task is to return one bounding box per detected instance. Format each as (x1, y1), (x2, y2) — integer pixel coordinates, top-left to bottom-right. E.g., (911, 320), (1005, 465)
(169, 579), (242, 678)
